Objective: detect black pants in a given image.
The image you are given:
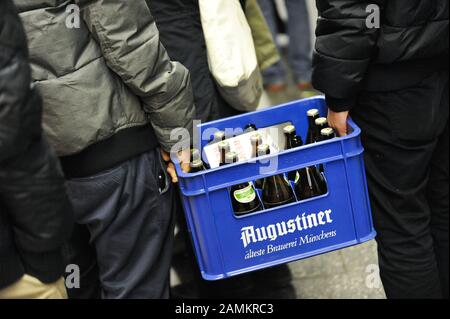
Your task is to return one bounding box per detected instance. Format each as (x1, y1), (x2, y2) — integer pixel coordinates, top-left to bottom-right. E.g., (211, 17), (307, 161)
(352, 70), (449, 299)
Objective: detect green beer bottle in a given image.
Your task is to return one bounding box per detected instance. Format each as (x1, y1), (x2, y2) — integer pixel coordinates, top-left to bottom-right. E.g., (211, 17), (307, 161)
(227, 152), (262, 216)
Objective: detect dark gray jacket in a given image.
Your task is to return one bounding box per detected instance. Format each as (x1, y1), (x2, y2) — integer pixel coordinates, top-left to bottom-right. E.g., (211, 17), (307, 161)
(0, 0), (74, 289)
(13, 0), (195, 169)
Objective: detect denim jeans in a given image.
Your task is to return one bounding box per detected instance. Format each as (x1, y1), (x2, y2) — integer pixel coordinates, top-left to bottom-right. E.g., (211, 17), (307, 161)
(258, 0), (313, 84)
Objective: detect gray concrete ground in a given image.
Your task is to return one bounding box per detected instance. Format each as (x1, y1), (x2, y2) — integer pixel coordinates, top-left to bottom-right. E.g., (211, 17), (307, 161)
(289, 241), (386, 299)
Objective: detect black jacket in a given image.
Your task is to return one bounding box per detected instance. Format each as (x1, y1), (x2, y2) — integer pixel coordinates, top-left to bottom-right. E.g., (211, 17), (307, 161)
(0, 0), (74, 289)
(147, 0), (240, 123)
(313, 0), (449, 112)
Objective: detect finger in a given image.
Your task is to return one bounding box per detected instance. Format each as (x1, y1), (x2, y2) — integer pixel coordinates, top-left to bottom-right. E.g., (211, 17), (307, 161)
(336, 124), (348, 137)
(181, 163), (191, 173)
(178, 150), (191, 165)
(167, 163), (178, 183)
(161, 149), (171, 162)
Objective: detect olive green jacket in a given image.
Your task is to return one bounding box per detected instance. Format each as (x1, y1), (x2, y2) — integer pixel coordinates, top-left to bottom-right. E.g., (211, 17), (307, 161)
(245, 0), (280, 71)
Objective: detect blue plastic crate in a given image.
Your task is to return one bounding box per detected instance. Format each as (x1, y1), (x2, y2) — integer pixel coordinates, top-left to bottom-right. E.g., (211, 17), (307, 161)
(173, 97), (376, 281)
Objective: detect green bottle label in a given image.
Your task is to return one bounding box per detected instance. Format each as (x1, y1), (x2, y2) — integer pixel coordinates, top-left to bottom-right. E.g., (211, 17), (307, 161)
(234, 183), (257, 204)
(294, 172), (300, 184)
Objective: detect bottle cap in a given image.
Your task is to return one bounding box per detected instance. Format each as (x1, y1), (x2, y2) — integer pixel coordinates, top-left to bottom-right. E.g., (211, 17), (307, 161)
(190, 148), (201, 161)
(225, 152), (238, 164)
(190, 159), (204, 170)
(214, 131), (226, 141)
(218, 141), (230, 151)
(245, 124), (257, 132)
(307, 109), (320, 117)
(283, 125), (296, 135)
(315, 117), (328, 126)
(321, 127), (335, 137)
(257, 144), (271, 156)
(250, 133), (263, 144)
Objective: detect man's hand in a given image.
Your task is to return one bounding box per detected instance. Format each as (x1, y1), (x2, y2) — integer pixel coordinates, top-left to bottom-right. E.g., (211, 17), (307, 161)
(161, 149), (191, 184)
(327, 109), (350, 137)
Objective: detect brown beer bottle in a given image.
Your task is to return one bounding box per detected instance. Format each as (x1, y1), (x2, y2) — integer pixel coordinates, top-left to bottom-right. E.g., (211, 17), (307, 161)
(284, 124), (302, 182)
(190, 148), (201, 163)
(320, 127), (336, 142)
(314, 128), (336, 192)
(283, 124), (297, 150)
(251, 134), (265, 189)
(295, 166), (324, 201)
(251, 133), (263, 158)
(190, 159), (205, 173)
(289, 135), (327, 199)
(245, 123), (258, 133)
(314, 117), (329, 142)
(306, 109), (320, 144)
(258, 144), (296, 209)
(211, 131), (226, 144)
(218, 141), (231, 166)
(227, 152), (262, 216)
(313, 117), (329, 175)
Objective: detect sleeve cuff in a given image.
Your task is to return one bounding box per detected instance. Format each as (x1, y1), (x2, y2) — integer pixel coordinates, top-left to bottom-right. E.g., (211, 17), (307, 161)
(325, 96), (357, 112)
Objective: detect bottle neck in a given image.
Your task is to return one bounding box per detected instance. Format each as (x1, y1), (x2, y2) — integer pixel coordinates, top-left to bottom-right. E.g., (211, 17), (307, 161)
(285, 132), (295, 150)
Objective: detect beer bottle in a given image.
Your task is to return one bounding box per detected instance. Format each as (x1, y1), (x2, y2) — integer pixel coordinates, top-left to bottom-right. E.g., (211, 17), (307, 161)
(251, 133), (264, 189)
(315, 127), (336, 183)
(320, 127), (336, 141)
(190, 148), (201, 163)
(289, 136), (327, 198)
(295, 166), (324, 201)
(306, 109), (320, 144)
(289, 135), (306, 185)
(283, 124), (297, 150)
(251, 133), (263, 158)
(314, 117), (329, 142)
(227, 152), (262, 216)
(245, 124), (258, 133)
(211, 131), (226, 144)
(190, 159), (205, 173)
(218, 141), (231, 166)
(284, 125), (302, 182)
(258, 144), (296, 209)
